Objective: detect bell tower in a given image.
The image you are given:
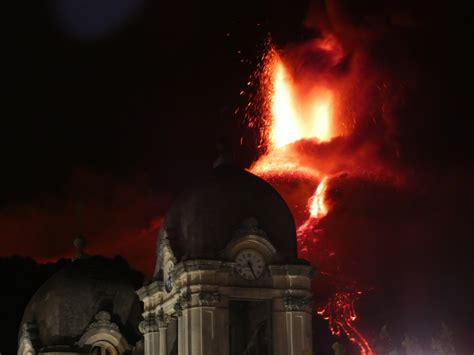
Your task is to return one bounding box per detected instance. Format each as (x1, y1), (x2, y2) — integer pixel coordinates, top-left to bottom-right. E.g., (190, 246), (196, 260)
(137, 164), (315, 355)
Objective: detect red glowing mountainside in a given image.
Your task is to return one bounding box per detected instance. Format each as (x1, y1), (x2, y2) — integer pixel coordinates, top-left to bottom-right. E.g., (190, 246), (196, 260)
(244, 36), (396, 354)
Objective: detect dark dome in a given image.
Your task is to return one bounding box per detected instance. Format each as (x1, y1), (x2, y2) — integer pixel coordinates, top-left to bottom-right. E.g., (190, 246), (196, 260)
(20, 256), (142, 348)
(161, 164), (297, 262)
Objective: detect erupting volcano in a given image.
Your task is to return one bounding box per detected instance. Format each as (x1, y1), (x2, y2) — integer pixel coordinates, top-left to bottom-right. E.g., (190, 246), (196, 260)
(247, 38), (374, 354)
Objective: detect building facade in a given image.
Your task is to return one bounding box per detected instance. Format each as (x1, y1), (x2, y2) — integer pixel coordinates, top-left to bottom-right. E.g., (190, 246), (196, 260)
(137, 163), (315, 354)
(18, 163), (315, 355)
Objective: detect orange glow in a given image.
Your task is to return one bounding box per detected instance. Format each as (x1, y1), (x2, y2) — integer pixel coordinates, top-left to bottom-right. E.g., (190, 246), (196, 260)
(269, 57), (334, 148)
(252, 49), (336, 218)
(249, 40), (374, 354)
(250, 46), (337, 221)
(250, 46), (337, 257)
(270, 62), (300, 147)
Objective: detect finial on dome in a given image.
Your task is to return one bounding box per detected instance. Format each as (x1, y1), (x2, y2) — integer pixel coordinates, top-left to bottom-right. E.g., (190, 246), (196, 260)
(213, 136), (234, 168)
(73, 234), (89, 261)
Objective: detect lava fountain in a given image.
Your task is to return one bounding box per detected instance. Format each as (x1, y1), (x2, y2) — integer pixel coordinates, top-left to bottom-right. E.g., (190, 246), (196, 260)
(270, 60), (334, 148)
(248, 40), (374, 354)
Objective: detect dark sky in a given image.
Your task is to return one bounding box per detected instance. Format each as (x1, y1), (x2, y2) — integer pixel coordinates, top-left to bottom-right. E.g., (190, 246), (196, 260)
(2, 0), (474, 352)
(3, 0), (293, 269)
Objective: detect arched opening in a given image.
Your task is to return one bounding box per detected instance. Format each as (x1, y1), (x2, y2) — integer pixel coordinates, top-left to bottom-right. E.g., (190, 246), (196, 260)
(89, 341), (118, 355)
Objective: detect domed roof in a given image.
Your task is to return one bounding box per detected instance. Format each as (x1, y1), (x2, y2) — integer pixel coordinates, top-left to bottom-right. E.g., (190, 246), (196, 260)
(160, 164), (297, 263)
(20, 256), (142, 348)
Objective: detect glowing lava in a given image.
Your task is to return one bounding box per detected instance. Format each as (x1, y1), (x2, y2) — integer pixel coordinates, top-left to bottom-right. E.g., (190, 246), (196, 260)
(318, 291), (374, 355)
(296, 176), (329, 255)
(248, 41), (374, 354)
(309, 176), (329, 219)
(270, 57), (334, 148)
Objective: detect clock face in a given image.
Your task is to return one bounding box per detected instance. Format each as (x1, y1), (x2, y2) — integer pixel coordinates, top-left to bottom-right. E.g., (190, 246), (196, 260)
(164, 260), (174, 293)
(235, 249), (266, 280)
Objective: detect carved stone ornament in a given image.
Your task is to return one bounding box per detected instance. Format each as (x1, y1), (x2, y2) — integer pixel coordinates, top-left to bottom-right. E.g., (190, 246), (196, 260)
(139, 313), (159, 334)
(234, 217), (268, 239)
(174, 291), (191, 316)
(155, 230), (169, 271)
(156, 308), (169, 328)
(283, 295), (314, 313)
(87, 311), (119, 331)
(198, 292), (221, 307)
(155, 228), (177, 278)
(72, 235), (90, 261)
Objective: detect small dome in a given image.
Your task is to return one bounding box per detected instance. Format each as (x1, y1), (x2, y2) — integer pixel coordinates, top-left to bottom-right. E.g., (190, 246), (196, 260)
(20, 256), (142, 349)
(160, 164), (297, 263)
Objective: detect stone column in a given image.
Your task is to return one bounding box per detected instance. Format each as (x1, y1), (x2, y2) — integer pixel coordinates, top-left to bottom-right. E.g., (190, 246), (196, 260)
(139, 313), (160, 355)
(177, 292), (229, 355)
(174, 292), (190, 355)
(273, 295), (313, 355)
(158, 317), (168, 355)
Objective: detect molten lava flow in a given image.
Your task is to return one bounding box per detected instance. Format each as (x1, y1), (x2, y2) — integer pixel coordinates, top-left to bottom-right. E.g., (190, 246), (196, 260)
(317, 291), (374, 355)
(296, 176), (329, 256)
(249, 41), (373, 354)
(309, 176), (329, 219)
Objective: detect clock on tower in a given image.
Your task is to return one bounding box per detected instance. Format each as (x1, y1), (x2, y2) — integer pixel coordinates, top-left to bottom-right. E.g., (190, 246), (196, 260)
(137, 163), (315, 355)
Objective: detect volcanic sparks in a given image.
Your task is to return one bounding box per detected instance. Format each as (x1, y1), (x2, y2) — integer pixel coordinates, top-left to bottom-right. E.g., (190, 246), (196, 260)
(248, 39), (374, 354)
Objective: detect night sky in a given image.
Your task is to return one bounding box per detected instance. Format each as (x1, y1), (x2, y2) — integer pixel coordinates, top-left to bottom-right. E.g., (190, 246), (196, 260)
(2, 0), (474, 353)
